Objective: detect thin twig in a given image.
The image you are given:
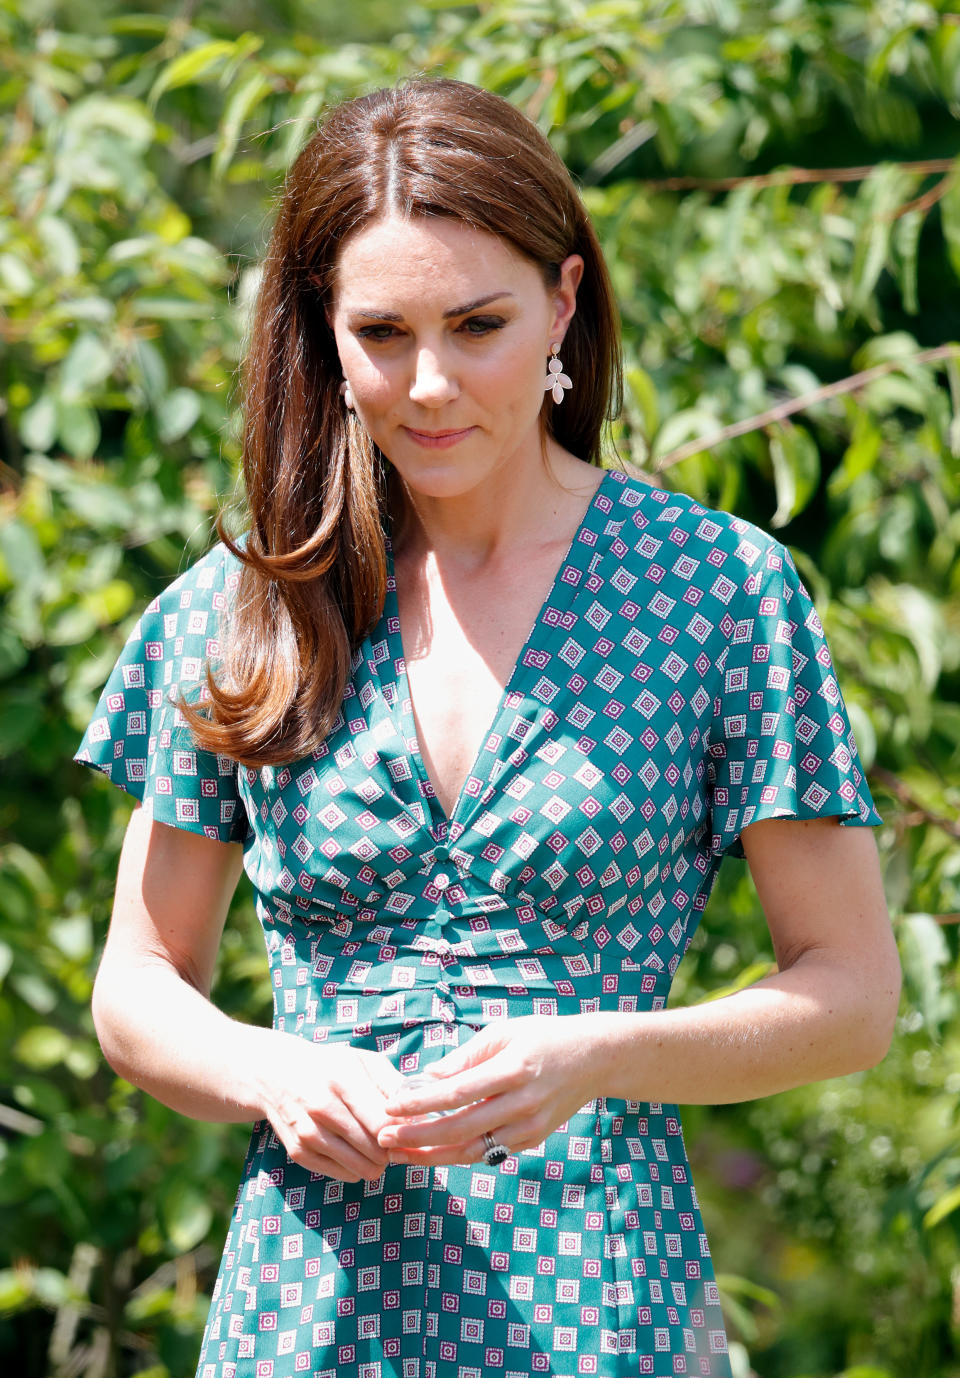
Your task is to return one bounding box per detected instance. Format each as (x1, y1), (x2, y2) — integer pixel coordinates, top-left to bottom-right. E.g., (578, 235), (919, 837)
(48, 1243), (99, 1373)
(654, 343), (960, 470)
(640, 157), (957, 194)
(524, 67), (557, 123)
(582, 119), (658, 185)
(871, 766), (960, 841)
(891, 171), (956, 221)
(0, 1101), (94, 1154)
(129, 1244), (216, 1297)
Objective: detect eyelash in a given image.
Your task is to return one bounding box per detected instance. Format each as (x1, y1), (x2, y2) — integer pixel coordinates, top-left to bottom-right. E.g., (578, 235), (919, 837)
(356, 317), (506, 342)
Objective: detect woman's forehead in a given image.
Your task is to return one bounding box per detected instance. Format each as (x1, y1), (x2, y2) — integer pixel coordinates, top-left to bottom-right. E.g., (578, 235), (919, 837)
(331, 214), (540, 311)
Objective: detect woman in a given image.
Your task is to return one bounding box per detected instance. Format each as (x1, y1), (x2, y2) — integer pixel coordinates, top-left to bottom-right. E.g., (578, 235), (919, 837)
(75, 78), (900, 1377)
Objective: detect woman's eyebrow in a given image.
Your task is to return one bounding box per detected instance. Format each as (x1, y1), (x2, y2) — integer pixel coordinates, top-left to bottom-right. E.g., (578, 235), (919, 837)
(349, 292), (515, 322)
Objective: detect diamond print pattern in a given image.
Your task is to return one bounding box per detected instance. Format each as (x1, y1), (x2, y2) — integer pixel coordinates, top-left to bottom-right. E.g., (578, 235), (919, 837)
(75, 469), (881, 1377)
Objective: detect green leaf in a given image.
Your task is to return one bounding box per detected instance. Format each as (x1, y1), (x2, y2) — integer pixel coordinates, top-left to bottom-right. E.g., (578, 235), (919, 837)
(0, 1269), (31, 1315)
(923, 1181), (960, 1230)
(0, 520), (45, 593)
(845, 701), (877, 771)
(63, 94), (155, 149)
(768, 423), (820, 527)
(148, 41), (238, 108)
(0, 692), (45, 756)
(35, 214), (81, 279)
(14, 1026), (72, 1069)
(851, 331), (922, 371)
(829, 412), (882, 496)
(714, 1272), (781, 1311)
(836, 1368), (897, 1378)
(48, 916), (93, 960)
(161, 1179), (213, 1253)
(213, 71), (273, 182)
(697, 960), (776, 1003)
(55, 400), (100, 460)
(85, 579), (136, 624)
(11, 974), (57, 1015)
(60, 333), (113, 400)
(157, 388), (202, 443)
(652, 408), (721, 463)
(849, 166), (916, 317)
(0, 252), (35, 296)
(891, 208), (922, 316)
(18, 395), (58, 452)
(940, 165), (960, 280)
(44, 604), (100, 648)
(898, 913), (950, 1039)
(625, 366), (659, 439)
(131, 296), (214, 321)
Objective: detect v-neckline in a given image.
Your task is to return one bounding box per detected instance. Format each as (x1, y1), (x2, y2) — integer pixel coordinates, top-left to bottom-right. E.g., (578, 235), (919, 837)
(383, 467), (612, 836)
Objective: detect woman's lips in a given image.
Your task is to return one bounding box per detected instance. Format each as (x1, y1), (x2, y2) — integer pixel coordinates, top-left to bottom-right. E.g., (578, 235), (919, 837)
(402, 425), (476, 449)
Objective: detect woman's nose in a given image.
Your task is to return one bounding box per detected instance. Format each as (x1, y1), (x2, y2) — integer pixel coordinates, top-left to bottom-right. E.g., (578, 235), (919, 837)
(408, 348), (458, 406)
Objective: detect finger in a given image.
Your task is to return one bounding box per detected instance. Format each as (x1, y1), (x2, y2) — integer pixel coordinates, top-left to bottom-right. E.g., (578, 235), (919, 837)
(358, 1051), (410, 1100)
(338, 1057), (409, 1141)
(383, 1056), (525, 1120)
(379, 1089), (529, 1150)
(282, 1118), (390, 1181)
(390, 1113), (548, 1167)
(335, 1094), (396, 1161)
(293, 1096), (392, 1176)
(411, 1027), (509, 1082)
(298, 1151), (382, 1182)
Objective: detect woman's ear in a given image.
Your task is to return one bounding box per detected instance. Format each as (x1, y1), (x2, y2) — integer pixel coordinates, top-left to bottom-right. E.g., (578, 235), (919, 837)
(550, 253), (584, 347)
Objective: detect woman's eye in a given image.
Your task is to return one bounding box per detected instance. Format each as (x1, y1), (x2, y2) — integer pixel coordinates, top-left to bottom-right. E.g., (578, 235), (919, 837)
(356, 317), (505, 342)
(357, 325), (399, 341)
(460, 316), (505, 335)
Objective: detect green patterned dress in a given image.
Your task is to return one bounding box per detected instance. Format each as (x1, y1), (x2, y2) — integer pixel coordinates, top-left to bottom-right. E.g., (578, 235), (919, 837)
(75, 468), (881, 1377)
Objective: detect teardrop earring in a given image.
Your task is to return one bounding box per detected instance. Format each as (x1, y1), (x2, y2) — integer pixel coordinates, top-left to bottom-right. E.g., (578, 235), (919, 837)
(340, 378), (355, 410)
(544, 343), (572, 404)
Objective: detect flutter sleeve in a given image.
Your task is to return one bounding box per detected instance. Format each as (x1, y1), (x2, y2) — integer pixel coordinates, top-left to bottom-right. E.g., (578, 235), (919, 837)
(707, 536), (881, 860)
(73, 542), (249, 844)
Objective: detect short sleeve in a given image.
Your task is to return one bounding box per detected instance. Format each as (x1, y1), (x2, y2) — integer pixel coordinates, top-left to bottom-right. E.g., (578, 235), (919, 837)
(73, 543), (249, 844)
(707, 538), (882, 860)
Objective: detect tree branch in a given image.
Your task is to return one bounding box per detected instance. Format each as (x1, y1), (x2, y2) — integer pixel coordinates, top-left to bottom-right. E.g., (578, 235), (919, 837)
(640, 157), (957, 194)
(654, 343), (960, 471)
(871, 766), (960, 841)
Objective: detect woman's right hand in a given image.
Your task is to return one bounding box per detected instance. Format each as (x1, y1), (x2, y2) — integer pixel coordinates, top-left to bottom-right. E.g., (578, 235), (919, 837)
(255, 1034), (410, 1182)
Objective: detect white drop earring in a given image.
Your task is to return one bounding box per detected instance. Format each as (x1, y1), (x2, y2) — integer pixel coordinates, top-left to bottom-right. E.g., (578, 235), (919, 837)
(544, 342), (572, 404)
(340, 378), (355, 410)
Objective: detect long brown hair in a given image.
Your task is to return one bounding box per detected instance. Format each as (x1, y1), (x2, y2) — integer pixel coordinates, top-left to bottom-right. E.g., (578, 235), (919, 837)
(180, 77), (623, 767)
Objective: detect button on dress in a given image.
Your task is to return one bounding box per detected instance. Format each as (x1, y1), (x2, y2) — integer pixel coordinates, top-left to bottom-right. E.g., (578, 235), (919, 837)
(74, 468), (882, 1377)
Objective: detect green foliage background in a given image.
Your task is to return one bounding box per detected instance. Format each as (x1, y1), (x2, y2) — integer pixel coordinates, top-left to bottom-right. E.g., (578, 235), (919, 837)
(2, 1), (960, 1374)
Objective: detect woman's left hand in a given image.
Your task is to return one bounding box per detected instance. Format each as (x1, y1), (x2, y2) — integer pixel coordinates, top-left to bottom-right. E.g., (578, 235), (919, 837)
(376, 1014), (606, 1165)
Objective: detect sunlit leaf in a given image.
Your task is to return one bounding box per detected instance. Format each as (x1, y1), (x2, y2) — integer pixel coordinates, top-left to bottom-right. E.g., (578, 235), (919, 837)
(148, 41), (238, 108)
(899, 914), (951, 1039)
(160, 1180), (214, 1253)
(768, 422), (820, 527)
(157, 388), (203, 443)
(14, 1026), (72, 1069)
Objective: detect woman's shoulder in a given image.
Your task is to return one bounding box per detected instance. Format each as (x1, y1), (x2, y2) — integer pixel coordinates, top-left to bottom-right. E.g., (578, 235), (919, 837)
(139, 532), (248, 622)
(603, 465), (790, 594)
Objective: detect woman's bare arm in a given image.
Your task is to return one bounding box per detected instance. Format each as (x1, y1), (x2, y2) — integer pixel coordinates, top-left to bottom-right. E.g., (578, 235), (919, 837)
(591, 814), (901, 1103)
(91, 804), (274, 1123)
(376, 815), (902, 1161)
(92, 805), (408, 1179)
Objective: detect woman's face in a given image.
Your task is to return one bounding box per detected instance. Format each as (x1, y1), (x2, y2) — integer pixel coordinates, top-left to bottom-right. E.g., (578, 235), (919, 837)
(327, 213), (583, 501)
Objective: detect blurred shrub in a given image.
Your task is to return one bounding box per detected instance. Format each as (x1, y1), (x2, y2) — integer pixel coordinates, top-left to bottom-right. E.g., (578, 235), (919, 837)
(1, 1), (959, 1374)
